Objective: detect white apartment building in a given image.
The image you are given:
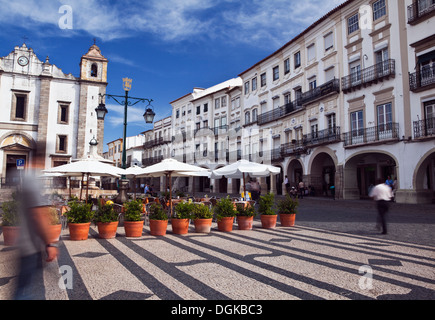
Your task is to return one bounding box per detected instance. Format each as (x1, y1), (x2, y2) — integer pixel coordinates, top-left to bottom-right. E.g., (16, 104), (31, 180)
(237, 0), (435, 203)
(0, 43), (108, 187)
(106, 138), (123, 168)
(170, 78), (243, 193)
(164, 0), (434, 204)
(403, 0), (435, 203)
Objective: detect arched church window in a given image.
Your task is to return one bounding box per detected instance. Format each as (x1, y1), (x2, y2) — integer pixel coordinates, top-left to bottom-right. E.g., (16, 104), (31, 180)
(91, 63), (98, 77)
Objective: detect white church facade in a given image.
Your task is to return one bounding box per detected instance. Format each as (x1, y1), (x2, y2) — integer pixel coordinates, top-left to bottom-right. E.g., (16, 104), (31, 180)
(0, 43), (108, 187)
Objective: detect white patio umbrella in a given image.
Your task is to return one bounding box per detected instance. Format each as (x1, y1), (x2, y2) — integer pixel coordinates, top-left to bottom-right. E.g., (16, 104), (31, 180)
(44, 159), (126, 201)
(211, 159), (281, 198)
(136, 158), (209, 215)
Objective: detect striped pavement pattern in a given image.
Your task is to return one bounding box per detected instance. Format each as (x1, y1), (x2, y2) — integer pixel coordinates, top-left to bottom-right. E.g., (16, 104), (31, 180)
(1, 221), (435, 300)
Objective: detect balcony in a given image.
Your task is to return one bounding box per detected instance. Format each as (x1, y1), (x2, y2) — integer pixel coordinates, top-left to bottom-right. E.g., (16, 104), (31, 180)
(414, 118), (435, 139)
(300, 78), (340, 105)
(342, 60), (395, 93)
(303, 127), (341, 147)
(257, 101), (303, 126)
(212, 125), (228, 135)
(143, 137), (171, 149)
(271, 148), (284, 161)
(408, 0), (435, 25)
(343, 123), (400, 147)
(409, 66), (435, 92)
(142, 155), (164, 166)
(281, 140), (308, 157)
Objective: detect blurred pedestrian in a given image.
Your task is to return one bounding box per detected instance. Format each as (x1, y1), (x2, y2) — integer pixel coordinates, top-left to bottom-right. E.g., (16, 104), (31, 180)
(290, 186), (297, 199)
(369, 182), (393, 235)
(298, 180), (305, 199)
(251, 179), (260, 201)
(284, 175), (290, 194)
(392, 178), (398, 202)
(14, 161), (59, 300)
(385, 176), (394, 189)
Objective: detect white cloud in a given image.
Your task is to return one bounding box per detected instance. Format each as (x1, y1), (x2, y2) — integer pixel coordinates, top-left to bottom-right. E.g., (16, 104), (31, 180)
(105, 103), (171, 128)
(104, 54), (136, 67)
(0, 0), (347, 47)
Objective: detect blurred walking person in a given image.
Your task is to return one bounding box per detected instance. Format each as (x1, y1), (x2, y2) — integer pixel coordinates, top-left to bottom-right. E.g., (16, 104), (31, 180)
(14, 151), (59, 300)
(369, 182), (393, 235)
(298, 180), (305, 199)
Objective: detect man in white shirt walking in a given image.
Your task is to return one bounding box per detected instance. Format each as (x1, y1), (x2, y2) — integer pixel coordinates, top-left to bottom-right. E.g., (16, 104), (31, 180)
(369, 182), (393, 235)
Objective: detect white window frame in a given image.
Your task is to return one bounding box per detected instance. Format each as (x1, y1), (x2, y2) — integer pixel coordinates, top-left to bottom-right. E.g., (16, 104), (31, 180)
(348, 13), (359, 34)
(324, 32), (334, 51)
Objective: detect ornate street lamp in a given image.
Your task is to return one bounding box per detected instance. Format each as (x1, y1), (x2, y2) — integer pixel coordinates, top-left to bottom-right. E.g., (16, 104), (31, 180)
(144, 107), (156, 124)
(95, 102), (108, 120)
(97, 78), (155, 203)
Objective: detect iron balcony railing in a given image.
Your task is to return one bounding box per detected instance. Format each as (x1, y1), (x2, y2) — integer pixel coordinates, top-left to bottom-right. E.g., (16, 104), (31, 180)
(342, 59), (395, 93)
(271, 148), (284, 161)
(343, 123), (400, 147)
(142, 155), (164, 166)
(413, 117), (435, 138)
(193, 125), (229, 136)
(257, 100), (303, 126)
(409, 66), (435, 91)
(303, 127), (341, 147)
(143, 137), (171, 149)
(281, 140), (308, 157)
(408, 0), (435, 24)
(299, 78), (340, 105)
(212, 125), (229, 135)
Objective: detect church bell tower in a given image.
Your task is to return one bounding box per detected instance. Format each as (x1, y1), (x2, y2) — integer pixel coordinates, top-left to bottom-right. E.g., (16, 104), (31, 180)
(77, 42), (108, 159)
(80, 41), (108, 83)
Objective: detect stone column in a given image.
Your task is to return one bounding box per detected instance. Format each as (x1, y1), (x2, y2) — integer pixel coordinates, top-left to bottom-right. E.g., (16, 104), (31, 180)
(36, 75), (52, 169)
(188, 177), (194, 194)
(76, 84), (88, 159)
(260, 177), (267, 194)
(97, 85), (106, 156)
(270, 174), (276, 194)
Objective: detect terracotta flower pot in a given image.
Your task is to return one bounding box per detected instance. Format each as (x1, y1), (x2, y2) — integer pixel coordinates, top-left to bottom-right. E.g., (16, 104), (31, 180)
(279, 214), (296, 227)
(149, 220), (168, 236)
(237, 216), (254, 230)
(2, 226), (20, 246)
(68, 222), (91, 241)
(260, 215), (277, 229)
(124, 220), (144, 237)
(193, 218), (212, 233)
(217, 217), (234, 232)
(171, 219), (189, 235)
(47, 224), (62, 243)
(97, 221), (119, 239)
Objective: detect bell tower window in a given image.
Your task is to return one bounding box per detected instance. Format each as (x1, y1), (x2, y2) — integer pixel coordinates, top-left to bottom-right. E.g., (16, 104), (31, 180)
(91, 63), (98, 77)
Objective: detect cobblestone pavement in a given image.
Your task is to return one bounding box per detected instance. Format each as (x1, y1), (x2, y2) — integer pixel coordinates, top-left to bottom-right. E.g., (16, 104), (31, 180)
(1, 197), (434, 302)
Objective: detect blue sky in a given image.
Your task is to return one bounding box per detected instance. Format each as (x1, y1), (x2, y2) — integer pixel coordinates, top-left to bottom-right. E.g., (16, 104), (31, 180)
(0, 0), (344, 152)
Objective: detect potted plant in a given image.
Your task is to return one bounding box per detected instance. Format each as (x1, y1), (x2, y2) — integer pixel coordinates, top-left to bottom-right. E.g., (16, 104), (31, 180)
(277, 194), (299, 227)
(94, 202), (119, 239)
(214, 196), (236, 232)
(191, 203), (213, 233)
(64, 201), (93, 240)
(172, 201), (193, 235)
(1, 198), (20, 246)
(46, 206), (62, 243)
(123, 199), (144, 237)
(148, 203), (168, 236)
(258, 193), (277, 229)
(235, 202), (256, 230)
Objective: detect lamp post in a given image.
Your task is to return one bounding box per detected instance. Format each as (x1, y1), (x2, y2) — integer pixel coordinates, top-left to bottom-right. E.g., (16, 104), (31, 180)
(96, 78), (156, 203)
